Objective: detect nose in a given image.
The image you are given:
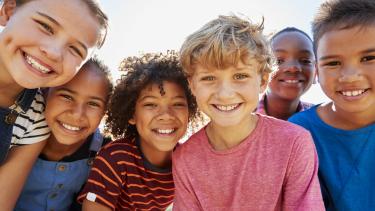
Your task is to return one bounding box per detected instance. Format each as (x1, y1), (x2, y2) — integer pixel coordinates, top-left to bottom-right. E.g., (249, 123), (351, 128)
(157, 105), (176, 121)
(279, 60), (302, 73)
(39, 41), (63, 62)
(215, 80), (235, 101)
(338, 66), (363, 83)
(69, 104), (86, 121)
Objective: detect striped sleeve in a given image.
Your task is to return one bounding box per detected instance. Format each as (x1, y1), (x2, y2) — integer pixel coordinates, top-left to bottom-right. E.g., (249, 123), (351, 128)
(78, 144), (123, 210)
(11, 90), (50, 145)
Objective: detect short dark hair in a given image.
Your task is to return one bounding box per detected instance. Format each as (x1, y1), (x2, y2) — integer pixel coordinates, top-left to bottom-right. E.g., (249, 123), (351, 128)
(312, 0), (375, 52)
(106, 51), (199, 140)
(271, 27), (312, 43)
(82, 55), (113, 103)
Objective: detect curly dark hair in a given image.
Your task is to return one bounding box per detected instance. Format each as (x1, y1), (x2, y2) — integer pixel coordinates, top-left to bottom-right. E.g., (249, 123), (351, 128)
(106, 51), (199, 139)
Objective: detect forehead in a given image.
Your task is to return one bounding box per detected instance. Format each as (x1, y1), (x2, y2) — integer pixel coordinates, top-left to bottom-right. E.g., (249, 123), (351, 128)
(21, 0), (101, 49)
(51, 67), (108, 97)
(194, 60), (260, 74)
(139, 81), (185, 98)
(272, 32), (313, 53)
(317, 26), (375, 58)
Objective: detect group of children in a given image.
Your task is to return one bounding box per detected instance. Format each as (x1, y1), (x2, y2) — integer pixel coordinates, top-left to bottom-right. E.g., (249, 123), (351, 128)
(0, 0), (374, 210)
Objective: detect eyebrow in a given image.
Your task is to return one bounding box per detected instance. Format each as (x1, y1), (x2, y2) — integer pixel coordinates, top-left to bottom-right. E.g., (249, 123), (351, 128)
(274, 49), (314, 55)
(138, 95), (186, 101)
(58, 88), (106, 103)
(37, 12), (88, 53)
(361, 48), (375, 54)
(318, 55), (339, 61)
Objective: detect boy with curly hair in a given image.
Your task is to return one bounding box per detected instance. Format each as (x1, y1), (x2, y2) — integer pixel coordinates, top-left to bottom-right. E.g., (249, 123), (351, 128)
(289, 0), (375, 210)
(78, 51), (200, 210)
(172, 15), (324, 210)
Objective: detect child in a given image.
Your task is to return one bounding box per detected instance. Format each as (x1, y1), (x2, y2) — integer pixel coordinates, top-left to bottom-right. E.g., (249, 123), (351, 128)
(14, 57), (113, 211)
(289, 0), (375, 210)
(172, 15), (324, 210)
(78, 51), (199, 210)
(0, 0), (108, 209)
(256, 27), (315, 120)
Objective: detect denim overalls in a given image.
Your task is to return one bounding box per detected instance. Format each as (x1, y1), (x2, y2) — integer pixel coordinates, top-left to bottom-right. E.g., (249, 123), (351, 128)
(14, 130), (104, 211)
(0, 89), (38, 163)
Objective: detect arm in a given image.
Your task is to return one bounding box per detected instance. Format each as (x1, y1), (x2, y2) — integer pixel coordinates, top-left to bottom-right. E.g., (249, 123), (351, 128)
(77, 146), (121, 210)
(83, 199), (112, 211)
(172, 149), (201, 210)
(0, 140), (46, 211)
(282, 131), (324, 211)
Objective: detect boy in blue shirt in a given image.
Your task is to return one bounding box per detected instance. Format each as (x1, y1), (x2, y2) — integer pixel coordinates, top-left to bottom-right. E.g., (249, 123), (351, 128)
(289, 0), (375, 210)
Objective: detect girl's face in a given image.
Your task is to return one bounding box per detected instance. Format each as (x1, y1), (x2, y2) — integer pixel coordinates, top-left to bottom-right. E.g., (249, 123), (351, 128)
(45, 66), (109, 145)
(268, 31), (315, 101)
(129, 81), (189, 154)
(0, 0), (102, 89)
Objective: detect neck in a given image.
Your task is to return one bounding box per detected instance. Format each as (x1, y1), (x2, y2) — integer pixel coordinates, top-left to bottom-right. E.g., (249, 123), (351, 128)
(206, 114), (258, 151)
(264, 94), (300, 120)
(0, 65), (25, 107)
(41, 136), (84, 161)
(318, 102), (375, 130)
(140, 142), (172, 169)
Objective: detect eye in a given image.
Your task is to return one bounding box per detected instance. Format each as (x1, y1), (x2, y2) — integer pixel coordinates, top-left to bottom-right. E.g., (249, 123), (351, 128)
(88, 101), (101, 108)
(60, 94), (73, 101)
(144, 103), (157, 108)
(69, 46), (84, 58)
(322, 61), (341, 67)
(361, 55), (375, 62)
(300, 58), (314, 65)
(276, 58), (285, 65)
(200, 76), (215, 81)
(35, 20), (54, 34)
(173, 102), (187, 107)
(233, 73), (249, 80)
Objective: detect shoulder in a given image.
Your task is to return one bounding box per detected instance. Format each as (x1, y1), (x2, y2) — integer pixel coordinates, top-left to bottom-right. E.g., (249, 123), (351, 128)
(257, 114), (313, 146)
(174, 127), (207, 159)
(96, 138), (141, 162)
(288, 104), (319, 126)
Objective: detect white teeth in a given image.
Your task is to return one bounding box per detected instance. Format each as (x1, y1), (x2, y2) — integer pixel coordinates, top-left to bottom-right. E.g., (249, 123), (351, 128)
(61, 123), (81, 131)
(285, 80), (299, 83)
(25, 55), (52, 74)
(216, 104), (239, 111)
(156, 129), (175, 134)
(341, 90), (365, 97)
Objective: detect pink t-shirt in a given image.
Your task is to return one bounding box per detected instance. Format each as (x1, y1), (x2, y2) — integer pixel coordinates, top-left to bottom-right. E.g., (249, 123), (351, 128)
(172, 115), (324, 211)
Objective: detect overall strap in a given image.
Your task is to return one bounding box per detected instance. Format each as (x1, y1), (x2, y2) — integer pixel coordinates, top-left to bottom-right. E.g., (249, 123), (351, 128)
(89, 129), (104, 153)
(87, 129), (104, 166)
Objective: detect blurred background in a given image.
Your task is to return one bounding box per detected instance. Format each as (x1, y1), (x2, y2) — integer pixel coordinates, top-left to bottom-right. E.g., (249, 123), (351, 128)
(98, 0), (329, 104)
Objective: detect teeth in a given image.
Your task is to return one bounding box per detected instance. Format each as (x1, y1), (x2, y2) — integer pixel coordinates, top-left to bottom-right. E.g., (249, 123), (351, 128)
(285, 80), (299, 83)
(341, 90), (365, 97)
(156, 129), (175, 134)
(25, 54), (52, 74)
(216, 104), (239, 111)
(61, 123), (81, 131)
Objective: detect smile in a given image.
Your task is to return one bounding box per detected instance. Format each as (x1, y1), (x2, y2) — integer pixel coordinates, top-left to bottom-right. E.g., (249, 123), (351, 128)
(61, 122), (81, 131)
(153, 128), (176, 134)
(25, 53), (52, 74)
(340, 89), (366, 97)
(284, 80), (299, 83)
(214, 103), (240, 112)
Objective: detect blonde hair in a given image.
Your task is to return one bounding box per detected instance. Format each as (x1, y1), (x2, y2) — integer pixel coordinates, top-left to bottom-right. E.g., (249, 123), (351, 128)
(180, 15), (273, 77)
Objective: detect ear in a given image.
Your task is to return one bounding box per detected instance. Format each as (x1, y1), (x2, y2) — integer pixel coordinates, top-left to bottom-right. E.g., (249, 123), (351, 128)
(260, 72), (269, 93)
(0, 0), (17, 26)
(128, 117), (136, 125)
(315, 63), (320, 84)
(187, 77), (196, 96)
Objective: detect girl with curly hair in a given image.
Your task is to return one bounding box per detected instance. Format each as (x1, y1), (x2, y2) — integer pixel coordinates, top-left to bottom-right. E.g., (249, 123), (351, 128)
(78, 51), (199, 211)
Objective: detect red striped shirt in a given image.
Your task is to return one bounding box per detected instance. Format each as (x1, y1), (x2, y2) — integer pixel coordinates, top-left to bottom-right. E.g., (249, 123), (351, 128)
(78, 138), (174, 210)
